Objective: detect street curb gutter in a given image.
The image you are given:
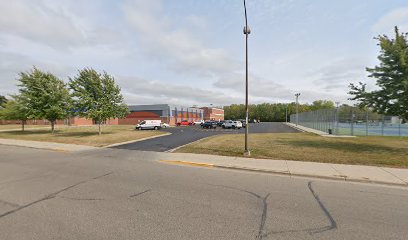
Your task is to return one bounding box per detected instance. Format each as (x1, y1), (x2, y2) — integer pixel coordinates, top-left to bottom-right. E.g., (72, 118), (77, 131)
(159, 160), (408, 187)
(105, 132), (172, 148)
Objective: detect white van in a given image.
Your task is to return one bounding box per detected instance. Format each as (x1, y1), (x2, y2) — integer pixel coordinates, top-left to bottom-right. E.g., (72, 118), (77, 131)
(135, 120), (162, 130)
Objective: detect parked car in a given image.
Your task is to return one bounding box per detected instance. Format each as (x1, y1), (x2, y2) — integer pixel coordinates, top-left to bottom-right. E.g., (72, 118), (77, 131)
(222, 120), (242, 129)
(201, 121), (217, 129)
(177, 120), (193, 126)
(161, 123), (170, 128)
(237, 119), (247, 128)
(217, 120), (225, 127)
(136, 120), (162, 130)
(193, 120), (204, 125)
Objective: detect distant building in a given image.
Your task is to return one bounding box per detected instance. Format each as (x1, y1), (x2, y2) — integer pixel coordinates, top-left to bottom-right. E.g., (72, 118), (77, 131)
(0, 104), (223, 126)
(200, 107), (224, 121)
(121, 104), (204, 126)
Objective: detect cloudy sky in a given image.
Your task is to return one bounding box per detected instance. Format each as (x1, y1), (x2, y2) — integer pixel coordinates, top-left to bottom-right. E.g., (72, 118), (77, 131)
(1, 0), (407, 106)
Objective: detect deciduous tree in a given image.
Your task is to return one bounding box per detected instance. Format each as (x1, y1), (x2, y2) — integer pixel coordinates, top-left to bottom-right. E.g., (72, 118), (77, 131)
(349, 26), (408, 120)
(69, 68), (128, 135)
(18, 67), (71, 133)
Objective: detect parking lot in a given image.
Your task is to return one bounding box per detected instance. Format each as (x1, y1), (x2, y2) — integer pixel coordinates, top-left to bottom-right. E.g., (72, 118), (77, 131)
(111, 122), (298, 152)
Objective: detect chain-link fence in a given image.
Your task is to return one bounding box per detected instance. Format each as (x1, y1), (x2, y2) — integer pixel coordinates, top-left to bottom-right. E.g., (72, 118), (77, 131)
(290, 107), (408, 137)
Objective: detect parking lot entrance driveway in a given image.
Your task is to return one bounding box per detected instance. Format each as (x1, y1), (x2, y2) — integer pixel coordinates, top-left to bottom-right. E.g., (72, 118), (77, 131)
(111, 122), (298, 152)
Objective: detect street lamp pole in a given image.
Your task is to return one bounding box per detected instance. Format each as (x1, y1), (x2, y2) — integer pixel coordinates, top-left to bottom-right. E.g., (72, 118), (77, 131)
(295, 93), (301, 126)
(243, 0), (251, 156)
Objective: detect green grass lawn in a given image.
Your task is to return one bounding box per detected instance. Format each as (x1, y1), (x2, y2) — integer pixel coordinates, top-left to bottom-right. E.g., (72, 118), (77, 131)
(176, 133), (408, 168)
(0, 125), (166, 147)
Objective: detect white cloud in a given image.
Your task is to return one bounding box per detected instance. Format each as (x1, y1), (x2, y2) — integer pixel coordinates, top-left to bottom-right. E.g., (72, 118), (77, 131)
(372, 7), (408, 34)
(0, 0), (86, 49)
(122, 0), (239, 77)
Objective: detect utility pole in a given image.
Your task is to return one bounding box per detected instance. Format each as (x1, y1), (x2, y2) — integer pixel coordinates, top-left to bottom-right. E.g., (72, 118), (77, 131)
(243, 0), (251, 157)
(295, 93), (300, 126)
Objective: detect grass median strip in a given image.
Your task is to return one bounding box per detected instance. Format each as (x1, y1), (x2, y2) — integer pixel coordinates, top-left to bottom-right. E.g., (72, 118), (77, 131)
(175, 133), (408, 168)
(0, 125), (166, 147)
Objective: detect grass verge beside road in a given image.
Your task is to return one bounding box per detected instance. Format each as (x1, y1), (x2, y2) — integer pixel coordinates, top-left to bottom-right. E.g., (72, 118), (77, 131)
(176, 133), (408, 168)
(0, 125), (166, 147)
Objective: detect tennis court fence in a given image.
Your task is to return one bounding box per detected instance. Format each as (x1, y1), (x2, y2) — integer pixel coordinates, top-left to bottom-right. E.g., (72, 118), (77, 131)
(290, 107), (408, 137)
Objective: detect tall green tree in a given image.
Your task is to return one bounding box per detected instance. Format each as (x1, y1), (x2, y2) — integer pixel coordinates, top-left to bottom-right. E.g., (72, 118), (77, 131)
(69, 68), (128, 135)
(0, 96), (30, 131)
(349, 26), (408, 119)
(0, 95), (7, 107)
(18, 67), (71, 133)
(310, 100), (335, 111)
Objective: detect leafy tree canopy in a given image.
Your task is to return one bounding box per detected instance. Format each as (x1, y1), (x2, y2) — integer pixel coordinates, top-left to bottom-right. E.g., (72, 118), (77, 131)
(18, 67), (71, 132)
(349, 26), (408, 119)
(0, 95), (7, 107)
(0, 95), (30, 131)
(69, 68), (128, 134)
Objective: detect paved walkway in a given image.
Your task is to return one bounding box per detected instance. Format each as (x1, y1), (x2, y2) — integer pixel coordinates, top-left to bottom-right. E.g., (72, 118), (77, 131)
(285, 122), (356, 137)
(158, 152), (408, 186)
(0, 138), (98, 152)
(1, 138), (407, 186)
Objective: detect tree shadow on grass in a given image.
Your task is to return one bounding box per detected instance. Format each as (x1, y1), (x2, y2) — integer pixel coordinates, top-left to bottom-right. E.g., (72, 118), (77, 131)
(1, 130), (115, 138)
(278, 139), (408, 155)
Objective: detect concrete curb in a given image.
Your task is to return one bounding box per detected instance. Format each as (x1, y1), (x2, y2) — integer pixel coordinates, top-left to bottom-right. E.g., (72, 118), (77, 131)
(284, 123), (307, 133)
(165, 137), (209, 153)
(104, 132), (172, 148)
(159, 160), (408, 187)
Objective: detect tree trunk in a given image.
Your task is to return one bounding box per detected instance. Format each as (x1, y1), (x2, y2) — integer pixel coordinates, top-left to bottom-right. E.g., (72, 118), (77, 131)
(98, 122), (102, 135)
(51, 121), (55, 134)
(21, 121), (25, 132)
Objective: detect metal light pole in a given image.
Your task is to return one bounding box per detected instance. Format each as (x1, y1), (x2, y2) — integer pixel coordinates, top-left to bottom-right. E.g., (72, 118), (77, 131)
(295, 93), (301, 126)
(243, 0), (251, 156)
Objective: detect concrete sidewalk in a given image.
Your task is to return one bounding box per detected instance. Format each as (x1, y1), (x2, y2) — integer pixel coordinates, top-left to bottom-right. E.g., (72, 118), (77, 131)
(1, 138), (407, 186)
(0, 138), (98, 152)
(159, 152), (408, 187)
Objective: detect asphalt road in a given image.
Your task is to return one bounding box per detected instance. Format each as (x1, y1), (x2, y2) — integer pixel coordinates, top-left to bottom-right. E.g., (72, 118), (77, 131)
(112, 122), (298, 152)
(1, 145), (407, 240)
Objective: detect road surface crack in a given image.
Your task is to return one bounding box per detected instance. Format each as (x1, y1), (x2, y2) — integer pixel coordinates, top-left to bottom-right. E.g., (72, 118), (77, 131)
(307, 181), (337, 233)
(129, 189), (151, 198)
(208, 184), (270, 240)
(0, 171), (113, 219)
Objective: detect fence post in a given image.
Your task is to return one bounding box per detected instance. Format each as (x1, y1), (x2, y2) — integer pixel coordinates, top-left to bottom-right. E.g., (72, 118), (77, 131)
(351, 108), (354, 136)
(398, 117), (401, 137)
(366, 110), (369, 136)
(336, 107), (339, 135)
(381, 115), (385, 136)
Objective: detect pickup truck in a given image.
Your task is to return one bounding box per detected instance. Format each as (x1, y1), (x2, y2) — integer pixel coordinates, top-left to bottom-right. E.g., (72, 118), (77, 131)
(222, 120), (243, 129)
(177, 120), (193, 126)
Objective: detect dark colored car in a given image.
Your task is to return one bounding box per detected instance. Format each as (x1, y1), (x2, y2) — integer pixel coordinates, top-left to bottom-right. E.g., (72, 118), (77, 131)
(216, 121), (225, 127)
(201, 121), (217, 129)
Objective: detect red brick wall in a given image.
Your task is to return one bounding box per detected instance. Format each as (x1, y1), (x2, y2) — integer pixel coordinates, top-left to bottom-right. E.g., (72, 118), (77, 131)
(200, 107), (224, 121)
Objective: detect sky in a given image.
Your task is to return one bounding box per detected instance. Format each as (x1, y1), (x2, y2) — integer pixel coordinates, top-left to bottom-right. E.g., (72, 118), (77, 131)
(1, 0), (408, 107)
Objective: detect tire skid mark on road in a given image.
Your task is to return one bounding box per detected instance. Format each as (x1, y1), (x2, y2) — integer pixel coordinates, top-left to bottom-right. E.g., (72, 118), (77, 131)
(207, 184), (270, 240)
(0, 171), (113, 219)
